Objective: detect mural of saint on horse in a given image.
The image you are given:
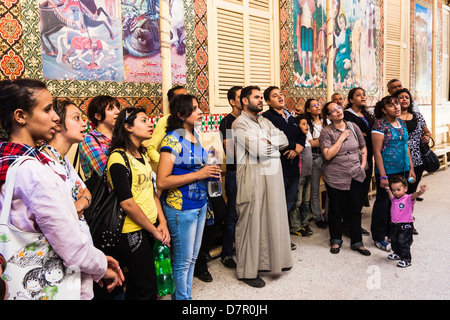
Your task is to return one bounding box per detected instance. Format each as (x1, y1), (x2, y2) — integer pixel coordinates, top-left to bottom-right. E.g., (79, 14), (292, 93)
(38, 0), (186, 84)
(122, 0), (186, 84)
(39, 0), (124, 82)
(294, 0), (378, 91)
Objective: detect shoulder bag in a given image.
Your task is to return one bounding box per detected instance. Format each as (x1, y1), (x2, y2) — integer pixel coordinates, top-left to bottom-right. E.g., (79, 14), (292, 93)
(420, 137), (440, 173)
(0, 157), (80, 300)
(83, 150), (131, 250)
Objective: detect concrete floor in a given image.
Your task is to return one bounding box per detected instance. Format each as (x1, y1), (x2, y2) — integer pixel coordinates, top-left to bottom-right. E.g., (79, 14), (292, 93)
(177, 168), (450, 301)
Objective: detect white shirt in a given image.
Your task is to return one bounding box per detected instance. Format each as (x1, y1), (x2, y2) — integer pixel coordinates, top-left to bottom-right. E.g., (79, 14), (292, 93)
(0, 159), (106, 300)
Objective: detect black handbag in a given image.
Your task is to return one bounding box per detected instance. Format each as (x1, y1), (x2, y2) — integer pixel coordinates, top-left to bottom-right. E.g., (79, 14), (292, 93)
(420, 137), (440, 173)
(84, 150), (131, 250)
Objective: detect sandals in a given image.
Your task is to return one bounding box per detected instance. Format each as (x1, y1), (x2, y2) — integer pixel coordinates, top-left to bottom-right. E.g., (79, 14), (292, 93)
(330, 246), (340, 254)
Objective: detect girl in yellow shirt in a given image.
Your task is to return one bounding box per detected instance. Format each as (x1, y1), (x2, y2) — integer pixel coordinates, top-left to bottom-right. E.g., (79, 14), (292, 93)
(107, 106), (170, 300)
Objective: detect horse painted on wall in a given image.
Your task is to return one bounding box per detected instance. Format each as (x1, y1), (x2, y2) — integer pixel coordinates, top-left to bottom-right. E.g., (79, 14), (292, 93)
(39, 0), (115, 55)
(56, 31), (117, 68)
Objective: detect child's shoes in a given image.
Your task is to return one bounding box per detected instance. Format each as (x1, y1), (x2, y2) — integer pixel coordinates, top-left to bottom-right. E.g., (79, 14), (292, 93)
(388, 253), (401, 260)
(397, 260), (411, 268)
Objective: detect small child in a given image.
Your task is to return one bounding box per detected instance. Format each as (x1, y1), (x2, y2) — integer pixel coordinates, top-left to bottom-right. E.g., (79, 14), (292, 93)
(289, 114), (313, 237)
(385, 175), (428, 268)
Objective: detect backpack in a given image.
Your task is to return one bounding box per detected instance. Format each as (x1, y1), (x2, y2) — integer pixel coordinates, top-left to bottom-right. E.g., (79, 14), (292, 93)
(83, 150), (131, 250)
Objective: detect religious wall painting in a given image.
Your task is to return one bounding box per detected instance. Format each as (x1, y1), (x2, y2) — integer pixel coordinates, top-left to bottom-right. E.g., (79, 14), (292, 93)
(122, 0), (186, 84)
(292, 0), (380, 94)
(38, 0), (125, 82)
(414, 3), (432, 101)
(35, 0), (186, 92)
(334, 0), (377, 90)
(293, 0), (327, 88)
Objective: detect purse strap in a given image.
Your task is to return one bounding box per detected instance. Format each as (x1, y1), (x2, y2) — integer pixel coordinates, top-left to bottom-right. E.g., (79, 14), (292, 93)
(0, 156), (37, 225)
(107, 149), (132, 185)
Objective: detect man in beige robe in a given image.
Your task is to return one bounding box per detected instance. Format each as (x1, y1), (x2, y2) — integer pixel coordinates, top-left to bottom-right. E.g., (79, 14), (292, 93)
(231, 86), (293, 288)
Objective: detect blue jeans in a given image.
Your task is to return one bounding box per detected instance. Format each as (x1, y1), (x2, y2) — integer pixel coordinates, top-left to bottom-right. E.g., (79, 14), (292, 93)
(163, 203), (206, 300)
(284, 175), (300, 213)
(311, 154), (328, 222)
(222, 170), (237, 258)
(289, 175), (311, 232)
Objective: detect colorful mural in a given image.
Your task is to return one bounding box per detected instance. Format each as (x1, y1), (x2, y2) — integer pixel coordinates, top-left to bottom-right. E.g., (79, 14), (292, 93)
(38, 0), (124, 82)
(122, 0), (186, 84)
(288, 0), (383, 109)
(293, 0), (327, 88)
(37, 0), (186, 84)
(293, 0), (378, 91)
(414, 3), (432, 100)
(332, 0), (378, 90)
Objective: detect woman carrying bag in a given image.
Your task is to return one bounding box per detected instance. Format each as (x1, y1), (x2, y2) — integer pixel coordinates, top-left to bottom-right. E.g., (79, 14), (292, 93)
(393, 89), (431, 197)
(0, 79), (123, 300)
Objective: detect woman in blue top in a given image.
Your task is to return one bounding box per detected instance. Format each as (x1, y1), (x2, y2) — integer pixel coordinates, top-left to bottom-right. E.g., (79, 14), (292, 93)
(371, 96), (415, 251)
(157, 94), (221, 300)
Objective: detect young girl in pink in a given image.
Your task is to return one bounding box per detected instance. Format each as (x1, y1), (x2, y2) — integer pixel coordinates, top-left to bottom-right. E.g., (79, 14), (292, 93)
(385, 175), (427, 268)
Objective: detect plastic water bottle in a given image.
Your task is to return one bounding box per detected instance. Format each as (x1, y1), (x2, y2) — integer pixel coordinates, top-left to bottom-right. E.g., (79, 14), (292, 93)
(207, 148), (222, 197)
(153, 240), (175, 296)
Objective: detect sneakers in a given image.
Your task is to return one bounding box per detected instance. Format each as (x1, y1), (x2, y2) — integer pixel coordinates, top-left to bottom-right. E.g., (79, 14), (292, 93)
(397, 260), (411, 268)
(291, 226), (313, 237)
(374, 240), (391, 251)
(388, 253), (401, 260)
(291, 242), (297, 250)
(304, 225), (314, 235)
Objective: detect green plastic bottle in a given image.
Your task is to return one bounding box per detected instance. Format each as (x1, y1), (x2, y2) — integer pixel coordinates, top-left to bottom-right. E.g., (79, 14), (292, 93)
(153, 240), (175, 296)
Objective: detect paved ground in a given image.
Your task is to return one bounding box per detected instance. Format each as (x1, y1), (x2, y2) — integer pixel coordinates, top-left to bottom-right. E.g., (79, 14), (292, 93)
(180, 168), (450, 301)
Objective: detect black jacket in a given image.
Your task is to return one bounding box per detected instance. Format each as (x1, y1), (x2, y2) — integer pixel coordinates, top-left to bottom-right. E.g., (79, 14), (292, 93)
(262, 108), (306, 177)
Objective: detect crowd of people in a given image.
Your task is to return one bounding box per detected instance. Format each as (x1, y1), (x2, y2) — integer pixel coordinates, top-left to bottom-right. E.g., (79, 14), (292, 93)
(0, 77), (430, 300)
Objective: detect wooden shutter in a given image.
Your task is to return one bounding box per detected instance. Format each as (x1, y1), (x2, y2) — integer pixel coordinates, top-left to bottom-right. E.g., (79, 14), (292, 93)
(249, 0), (269, 11)
(216, 8), (245, 103)
(442, 6), (450, 102)
(208, 0), (278, 112)
(384, 0), (410, 95)
(248, 14), (272, 92)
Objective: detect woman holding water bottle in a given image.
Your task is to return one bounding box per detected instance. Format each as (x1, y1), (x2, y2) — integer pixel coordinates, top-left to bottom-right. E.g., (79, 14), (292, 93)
(157, 94), (221, 300)
(107, 106), (170, 300)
